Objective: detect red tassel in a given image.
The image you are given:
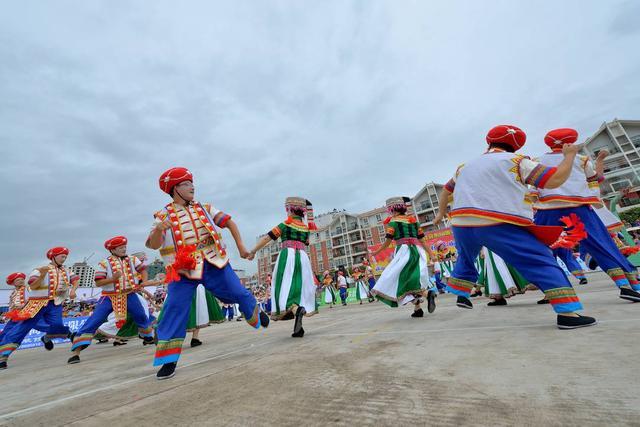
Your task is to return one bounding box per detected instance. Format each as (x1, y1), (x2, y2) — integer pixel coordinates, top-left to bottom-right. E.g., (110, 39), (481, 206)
(164, 245), (197, 284)
(383, 217), (391, 225)
(4, 309), (30, 322)
(308, 221), (318, 231)
(116, 319), (126, 329)
(621, 246), (640, 256)
(550, 213), (588, 249)
(284, 216), (293, 225)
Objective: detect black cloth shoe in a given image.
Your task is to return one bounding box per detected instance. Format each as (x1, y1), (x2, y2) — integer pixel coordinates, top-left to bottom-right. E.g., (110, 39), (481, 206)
(579, 278), (588, 285)
(619, 287), (640, 302)
(67, 355), (81, 364)
(41, 336), (54, 351)
(156, 362), (177, 380)
(291, 327), (305, 338)
(293, 306), (306, 337)
(427, 292), (436, 313)
(113, 340), (127, 346)
(190, 338), (203, 348)
(557, 314), (597, 329)
(96, 338), (109, 344)
(259, 311), (270, 328)
(537, 298), (550, 305)
(456, 296), (473, 309)
(411, 308), (424, 318)
(0, 361), (7, 370)
(488, 298), (507, 306)
(470, 291), (482, 298)
(142, 336), (155, 346)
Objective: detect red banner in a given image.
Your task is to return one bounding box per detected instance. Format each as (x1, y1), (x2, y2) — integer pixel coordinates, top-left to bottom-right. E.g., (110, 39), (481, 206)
(367, 242), (396, 276)
(424, 228), (456, 252)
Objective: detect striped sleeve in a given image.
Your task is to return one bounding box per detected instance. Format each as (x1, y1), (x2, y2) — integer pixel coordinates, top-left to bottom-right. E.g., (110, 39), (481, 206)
(385, 224), (396, 239)
(520, 158), (557, 189)
(28, 269), (41, 285)
(212, 211), (232, 227)
(94, 260), (108, 280)
(268, 223), (285, 240)
(133, 256), (147, 272)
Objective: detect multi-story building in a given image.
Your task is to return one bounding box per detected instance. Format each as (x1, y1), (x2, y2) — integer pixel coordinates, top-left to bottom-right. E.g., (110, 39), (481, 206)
(411, 182), (448, 232)
(71, 262), (96, 288)
(583, 119), (640, 211)
(256, 183), (447, 283)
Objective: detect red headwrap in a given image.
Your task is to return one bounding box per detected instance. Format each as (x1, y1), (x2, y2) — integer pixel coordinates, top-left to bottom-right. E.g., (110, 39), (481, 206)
(46, 246), (69, 260)
(159, 167), (193, 194)
(486, 125), (526, 151)
(105, 236), (128, 251)
(544, 128), (578, 149)
(6, 272), (26, 285)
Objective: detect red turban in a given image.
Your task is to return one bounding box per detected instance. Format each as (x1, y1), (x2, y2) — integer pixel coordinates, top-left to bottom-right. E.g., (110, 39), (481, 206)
(46, 246), (69, 260)
(486, 125), (527, 151)
(105, 236), (128, 250)
(6, 272), (26, 285)
(159, 167), (193, 194)
(544, 128), (578, 149)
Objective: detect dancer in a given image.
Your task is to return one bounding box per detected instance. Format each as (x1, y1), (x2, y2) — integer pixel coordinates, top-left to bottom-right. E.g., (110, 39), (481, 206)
(362, 259), (376, 292)
(147, 167), (268, 379)
(336, 271), (348, 306)
(370, 197), (437, 318)
(533, 128), (640, 302)
(68, 236), (156, 364)
(1, 247), (78, 369)
(434, 124), (596, 329)
(94, 290), (156, 346)
(477, 248), (528, 306)
(249, 197), (319, 338)
(353, 267), (374, 304)
(322, 271), (337, 308)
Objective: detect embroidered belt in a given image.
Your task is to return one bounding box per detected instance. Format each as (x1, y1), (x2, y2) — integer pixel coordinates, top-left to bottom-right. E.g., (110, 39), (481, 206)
(282, 240), (307, 250)
(396, 237), (420, 246)
(160, 236), (217, 256)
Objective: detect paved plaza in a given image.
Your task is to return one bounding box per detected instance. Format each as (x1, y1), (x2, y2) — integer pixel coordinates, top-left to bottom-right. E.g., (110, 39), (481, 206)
(1, 271), (639, 426)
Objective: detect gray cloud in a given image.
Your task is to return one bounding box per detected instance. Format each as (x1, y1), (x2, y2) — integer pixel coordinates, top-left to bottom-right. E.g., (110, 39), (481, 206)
(1, 0), (639, 285)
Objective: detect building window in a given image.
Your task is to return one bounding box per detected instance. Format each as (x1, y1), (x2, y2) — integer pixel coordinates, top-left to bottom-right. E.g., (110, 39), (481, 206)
(375, 214), (382, 222)
(362, 218), (368, 225)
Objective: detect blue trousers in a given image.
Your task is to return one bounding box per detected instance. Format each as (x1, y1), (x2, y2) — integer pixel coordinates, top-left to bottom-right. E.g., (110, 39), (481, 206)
(433, 272), (446, 291)
(446, 224), (582, 313)
(154, 262), (261, 366)
(368, 278), (376, 290)
(0, 301), (69, 362)
(555, 248), (585, 279)
(71, 293), (153, 351)
(339, 287), (348, 303)
(535, 206), (639, 290)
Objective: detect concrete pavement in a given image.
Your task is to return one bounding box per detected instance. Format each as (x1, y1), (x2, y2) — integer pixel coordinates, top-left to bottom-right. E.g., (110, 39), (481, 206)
(1, 271), (639, 426)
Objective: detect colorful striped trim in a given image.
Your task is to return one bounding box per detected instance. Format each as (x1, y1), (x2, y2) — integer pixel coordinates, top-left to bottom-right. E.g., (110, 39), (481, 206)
(154, 338), (184, 366)
(0, 343), (18, 358)
(444, 179), (455, 192)
(245, 305), (260, 329)
(525, 165), (557, 189)
(138, 326), (154, 337)
(214, 212), (231, 227)
(450, 208), (533, 226)
(571, 271), (586, 280)
(446, 277), (476, 296)
(624, 273), (640, 291)
(71, 333), (94, 351)
(537, 195), (602, 205)
(607, 268), (629, 288)
(544, 287), (583, 313)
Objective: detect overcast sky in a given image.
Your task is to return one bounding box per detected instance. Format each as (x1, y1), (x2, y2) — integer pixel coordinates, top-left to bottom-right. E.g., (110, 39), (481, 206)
(1, 0), (639, 284)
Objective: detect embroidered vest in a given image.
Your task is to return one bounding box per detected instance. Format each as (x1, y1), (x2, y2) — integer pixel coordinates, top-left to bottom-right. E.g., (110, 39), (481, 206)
(534, 153), (602, 208)
(100, 256), (139, 294)
(451, 152), (535, 226)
